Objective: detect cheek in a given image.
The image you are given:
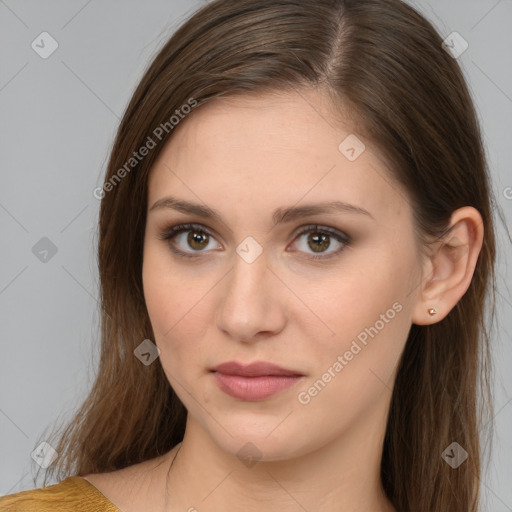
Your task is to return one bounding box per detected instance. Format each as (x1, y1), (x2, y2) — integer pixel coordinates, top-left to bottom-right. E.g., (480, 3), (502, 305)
(296, 282), (411, 433)
(142, 245), (215, 371)
(309, 242), (416, 383)
(143, 241), (197, 329)
(142, 244), (174, 330)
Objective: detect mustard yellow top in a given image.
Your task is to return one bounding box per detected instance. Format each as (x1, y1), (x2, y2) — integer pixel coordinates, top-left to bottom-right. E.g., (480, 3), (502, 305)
(0, 476), (121, 512)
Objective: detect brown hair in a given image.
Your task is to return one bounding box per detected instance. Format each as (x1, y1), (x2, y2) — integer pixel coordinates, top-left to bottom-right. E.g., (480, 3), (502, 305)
(38, 0), (504, 510)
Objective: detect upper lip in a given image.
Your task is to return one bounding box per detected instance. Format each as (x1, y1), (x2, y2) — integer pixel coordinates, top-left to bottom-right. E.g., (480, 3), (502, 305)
(211, 361), (304, 377)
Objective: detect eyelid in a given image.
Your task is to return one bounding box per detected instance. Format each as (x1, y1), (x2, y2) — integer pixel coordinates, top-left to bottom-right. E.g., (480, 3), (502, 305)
(288, 224), (350, 260)
(158, 222), (350, 260)
(157, 223), (221, 257)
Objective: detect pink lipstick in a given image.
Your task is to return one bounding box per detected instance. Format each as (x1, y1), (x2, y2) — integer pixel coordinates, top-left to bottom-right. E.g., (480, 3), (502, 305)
(210, 361), (305, 401)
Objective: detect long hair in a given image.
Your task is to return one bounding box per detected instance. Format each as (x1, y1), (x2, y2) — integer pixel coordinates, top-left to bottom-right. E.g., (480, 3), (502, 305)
(38, 1), (502, 510)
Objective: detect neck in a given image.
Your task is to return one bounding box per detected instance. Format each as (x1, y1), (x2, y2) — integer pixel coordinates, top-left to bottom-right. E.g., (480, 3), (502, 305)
(162, 401), (395, 512)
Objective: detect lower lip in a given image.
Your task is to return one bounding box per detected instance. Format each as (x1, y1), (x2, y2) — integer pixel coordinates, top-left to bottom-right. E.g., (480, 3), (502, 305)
(211, 372), (304, 401)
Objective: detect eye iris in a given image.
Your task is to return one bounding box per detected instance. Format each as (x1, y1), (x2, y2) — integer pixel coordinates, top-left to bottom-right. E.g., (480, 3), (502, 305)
(177, 228), (337, 254)
(187, 230), (209, 250)
(308, 232), (330, 253)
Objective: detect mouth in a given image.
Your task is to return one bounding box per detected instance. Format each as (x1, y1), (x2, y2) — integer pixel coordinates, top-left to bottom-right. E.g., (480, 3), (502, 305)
(210, 361), (305, 401)
(210, 360), (304, 377)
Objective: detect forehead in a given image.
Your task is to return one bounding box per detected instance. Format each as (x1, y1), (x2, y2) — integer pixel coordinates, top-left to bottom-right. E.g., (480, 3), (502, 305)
(147, 89), (410, 224)
(161, 89), (351, 161)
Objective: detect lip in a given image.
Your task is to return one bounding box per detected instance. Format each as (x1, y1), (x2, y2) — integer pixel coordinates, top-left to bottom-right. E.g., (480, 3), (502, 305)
(210, 361), (305, 401)
(211, 361), (304, 377)
(211, 373), (304, 401)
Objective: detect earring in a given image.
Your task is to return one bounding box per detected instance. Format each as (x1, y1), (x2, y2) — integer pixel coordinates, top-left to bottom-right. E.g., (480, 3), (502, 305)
(428, 307), (437, 316)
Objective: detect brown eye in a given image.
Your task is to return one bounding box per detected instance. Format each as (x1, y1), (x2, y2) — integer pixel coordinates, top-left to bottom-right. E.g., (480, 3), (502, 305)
(307, 232), (331, 253)
(187, 230), (210, 250)
(159, 223), (350, 261)
(158, 223), (221, 257)
(290, 225), (350, 260)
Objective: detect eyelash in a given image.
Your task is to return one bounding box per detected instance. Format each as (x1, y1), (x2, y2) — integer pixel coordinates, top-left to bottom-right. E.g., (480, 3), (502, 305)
(157, 223), (351, 261)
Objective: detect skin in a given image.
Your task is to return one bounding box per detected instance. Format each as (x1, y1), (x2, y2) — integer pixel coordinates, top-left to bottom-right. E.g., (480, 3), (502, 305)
(83, 88), (484, 512)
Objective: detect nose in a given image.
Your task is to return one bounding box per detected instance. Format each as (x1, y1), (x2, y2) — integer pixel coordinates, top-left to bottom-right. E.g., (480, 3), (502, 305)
(215, 247), (287, 343)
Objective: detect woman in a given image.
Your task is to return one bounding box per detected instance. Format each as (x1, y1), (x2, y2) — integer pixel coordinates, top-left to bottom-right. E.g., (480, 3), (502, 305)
(0, 0), (499, 510)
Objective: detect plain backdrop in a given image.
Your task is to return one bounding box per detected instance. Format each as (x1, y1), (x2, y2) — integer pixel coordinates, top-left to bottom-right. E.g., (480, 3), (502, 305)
(1, 0), (511, 509)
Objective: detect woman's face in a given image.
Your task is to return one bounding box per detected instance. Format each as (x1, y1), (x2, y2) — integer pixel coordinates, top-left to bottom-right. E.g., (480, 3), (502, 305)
(142, 89), (425, 461)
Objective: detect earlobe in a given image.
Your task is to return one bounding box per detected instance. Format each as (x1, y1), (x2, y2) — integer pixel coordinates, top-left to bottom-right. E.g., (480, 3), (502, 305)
(411, 207), (484, 326)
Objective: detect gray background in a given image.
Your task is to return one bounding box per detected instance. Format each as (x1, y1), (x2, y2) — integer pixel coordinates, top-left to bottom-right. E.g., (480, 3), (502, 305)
(1, 0), (511, 509)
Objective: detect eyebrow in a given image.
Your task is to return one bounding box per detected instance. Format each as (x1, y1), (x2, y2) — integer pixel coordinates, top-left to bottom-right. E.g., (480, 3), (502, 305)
(148, 195), (374, 227)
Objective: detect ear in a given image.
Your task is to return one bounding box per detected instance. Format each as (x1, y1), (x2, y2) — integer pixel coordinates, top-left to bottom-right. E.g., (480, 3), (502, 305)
(412, 206), (484, 326)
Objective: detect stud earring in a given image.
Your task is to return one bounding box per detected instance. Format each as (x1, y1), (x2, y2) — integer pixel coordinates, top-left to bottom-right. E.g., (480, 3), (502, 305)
(428, 307), (437, 316)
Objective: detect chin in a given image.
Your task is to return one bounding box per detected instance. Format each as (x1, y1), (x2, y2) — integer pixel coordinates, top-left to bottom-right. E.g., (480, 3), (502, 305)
(205, 423), (314, 464)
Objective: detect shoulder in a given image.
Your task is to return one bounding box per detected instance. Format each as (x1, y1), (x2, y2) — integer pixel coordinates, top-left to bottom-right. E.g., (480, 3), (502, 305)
(80, 451), (175, 512)
(0, 476), (121, 512)
(81, 455), (173, 512)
